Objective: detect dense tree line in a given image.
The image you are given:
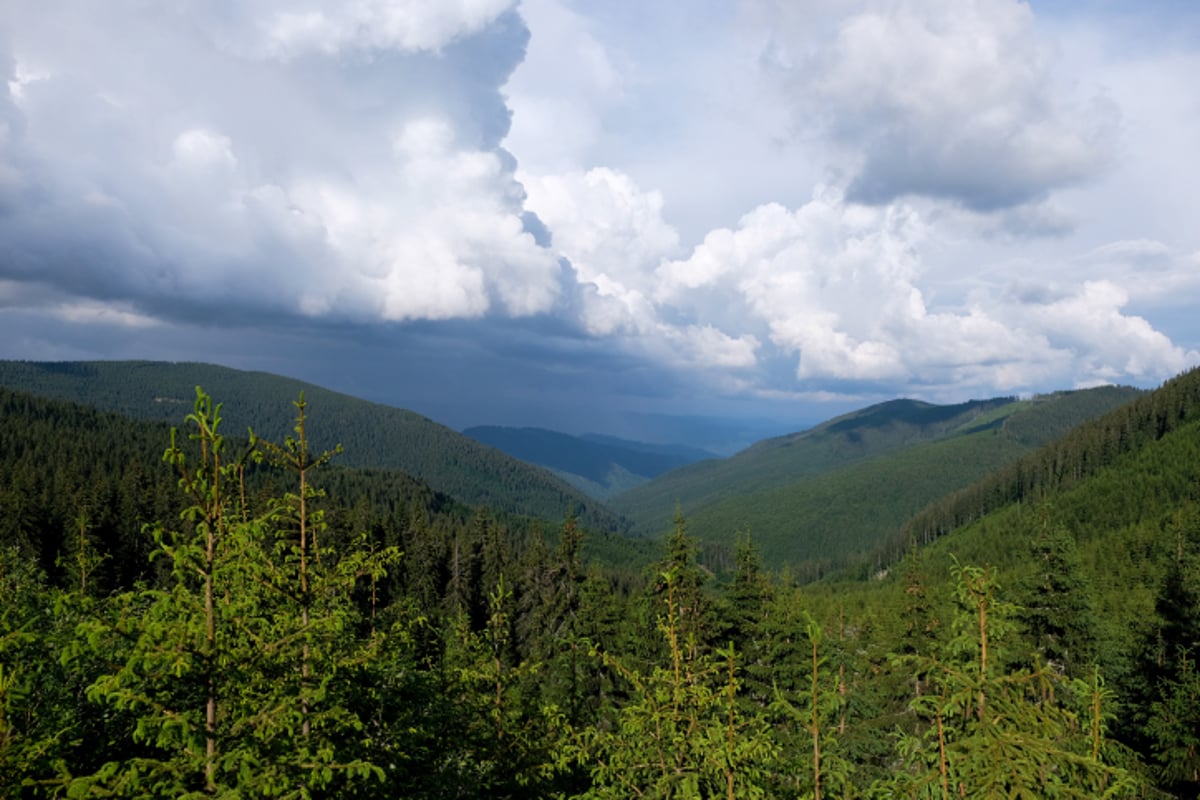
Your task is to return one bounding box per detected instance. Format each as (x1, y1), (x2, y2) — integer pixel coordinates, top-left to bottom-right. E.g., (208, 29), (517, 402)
(0, 385), (1197, 796)
(613, 386), (1141, 578)
(0, 361), (621, 533)
(893, 366), (1200, 563)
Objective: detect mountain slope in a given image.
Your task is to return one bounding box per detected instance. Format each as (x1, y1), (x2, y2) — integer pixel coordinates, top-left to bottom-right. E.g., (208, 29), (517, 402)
(609, 397), (1015, 526)
(826, 365), (1200, 682)
(462, 425), (714, 499)
(609, 387), (1143, 571)
(795, 368), (1200, 793)
(893, 364), (1200, 560)
(0, 360), (623, 532)
(577, 433), (714, 462)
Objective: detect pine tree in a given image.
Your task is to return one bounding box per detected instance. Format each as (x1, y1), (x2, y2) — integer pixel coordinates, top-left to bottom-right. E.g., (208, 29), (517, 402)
(0, 547), (79, 795)
(442, 575), (556, 796)
(1140, 506), (1200, 793)
(1018, 510), (1095, 677)
(649, 509), (710, 660)
(560, 568), (779, 799)
(73, 389), (388, 798)
(887, 558), (1140, 798)
(726, 532), (771, 652)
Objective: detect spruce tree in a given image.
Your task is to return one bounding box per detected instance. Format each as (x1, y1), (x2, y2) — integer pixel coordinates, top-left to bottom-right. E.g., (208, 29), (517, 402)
(73, 389), (389, 797)
(1019, 512), (1095, 676)
(887, 559), (1140, 798)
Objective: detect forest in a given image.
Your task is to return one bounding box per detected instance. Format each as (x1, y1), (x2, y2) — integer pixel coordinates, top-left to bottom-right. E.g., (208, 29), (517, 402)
(2, 367), (1200, 798)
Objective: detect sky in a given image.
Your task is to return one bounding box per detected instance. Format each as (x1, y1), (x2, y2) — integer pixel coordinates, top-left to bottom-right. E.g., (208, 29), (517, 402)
(1, 0), (1198, 444)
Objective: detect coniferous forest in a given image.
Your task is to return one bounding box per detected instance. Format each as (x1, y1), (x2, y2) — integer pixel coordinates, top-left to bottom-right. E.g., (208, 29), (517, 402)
(3, 367), (1200, 798)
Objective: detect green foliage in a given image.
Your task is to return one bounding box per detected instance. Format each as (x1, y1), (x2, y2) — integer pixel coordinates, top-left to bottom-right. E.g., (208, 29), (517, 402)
(0, 360), (621, 533)
(885, 560), (1141, 799)
(560, 568), (780, 799)
(612, 397), (1019, 533)
(6, 368), (1200, 797)
(1137, 510), (1200, 793)
(0, 387), (181, 589)
(1017, 509), (1096, 676)
(1146, 652), (1200, 788)
(440, 575), (561, 795)
(769, 614), (855, 799)
(71, 389), (392, 797)
(612, 387), (1138, 575)
(901, 366), (1200, 557)
(0, 549), (80, 797)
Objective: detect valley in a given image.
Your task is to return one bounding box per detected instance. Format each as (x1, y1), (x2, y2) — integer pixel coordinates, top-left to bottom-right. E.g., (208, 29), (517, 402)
(1, 360), (1198, 796)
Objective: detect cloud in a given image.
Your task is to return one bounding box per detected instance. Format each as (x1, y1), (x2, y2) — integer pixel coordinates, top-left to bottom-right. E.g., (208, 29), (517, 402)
(2, 0), (1197, 433)
(671, 324), (759, 369)
(245, 0), (518, 58)
(514, 128), (1195, 397)
(522, 165), (767, 373)
(1007, 239), (1200, 308)
(983, 201), (1079, 239)
(0, 0), (557, 326)
(657, 190), (1027, 385)
(1006, 280), (1194, 380)
(503, 0), (626, 173)
(757, 0), (1117, 210)
(575, 179), (1194, 395)
(521, 167), (679, 293)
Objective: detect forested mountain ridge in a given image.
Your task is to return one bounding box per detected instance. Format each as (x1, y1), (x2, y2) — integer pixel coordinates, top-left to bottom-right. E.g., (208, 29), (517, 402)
(0, 375), (1189, 796)
(610, 385), (1143, 574)
(462, 425), (715, 499)
(892, 363), (1200, 561)
(800, 364), (1200, 795)
(0, 360), (623, 532)
(0, 387), (182, 589)
(578, 432), (714, 460)
(0, 385), (655, 589)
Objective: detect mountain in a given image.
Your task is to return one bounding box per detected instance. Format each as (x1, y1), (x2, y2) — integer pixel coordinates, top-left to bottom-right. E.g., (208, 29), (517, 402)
(4, 364), (1197, 796)
(794, 366), (1200, 795)
(0, 385), (451, 588)
(0, 360), (624, 533)
(889, 367), (1200, 667)
(892, 364), (1200, 563)
(462, 426), (716, 500)
(577, 433), (714, 462)
(601, 412), (811, 456)
(608, 386), (1144, 573)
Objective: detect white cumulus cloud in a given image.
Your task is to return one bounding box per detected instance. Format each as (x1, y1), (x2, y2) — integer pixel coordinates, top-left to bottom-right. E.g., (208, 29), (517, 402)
(230, 0), (519, 59)
(757, 0), (1116, 210)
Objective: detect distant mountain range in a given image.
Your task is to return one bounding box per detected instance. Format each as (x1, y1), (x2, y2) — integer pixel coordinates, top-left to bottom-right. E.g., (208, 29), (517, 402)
(0, 360), (623, 533)
(0, 359), (1152, 575)
(607, 387), (1144, 574)
(462, 426), (716, 499)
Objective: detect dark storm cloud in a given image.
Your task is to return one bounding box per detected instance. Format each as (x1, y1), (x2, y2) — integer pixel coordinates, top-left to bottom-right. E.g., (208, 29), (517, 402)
(0, 2), (561, 329)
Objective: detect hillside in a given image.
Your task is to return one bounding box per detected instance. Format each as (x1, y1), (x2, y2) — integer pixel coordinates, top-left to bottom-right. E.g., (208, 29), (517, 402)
(0, 386), (655, 585)
(0, 360), (624, 532)
(891, 411), (1200, 660)
(609, 386), (1143, 572)
(891, 364), (1200, 562)
(462, 426), (715, 499)
(797, 366), (1200, 792)
(2, 371), (1195, 796)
